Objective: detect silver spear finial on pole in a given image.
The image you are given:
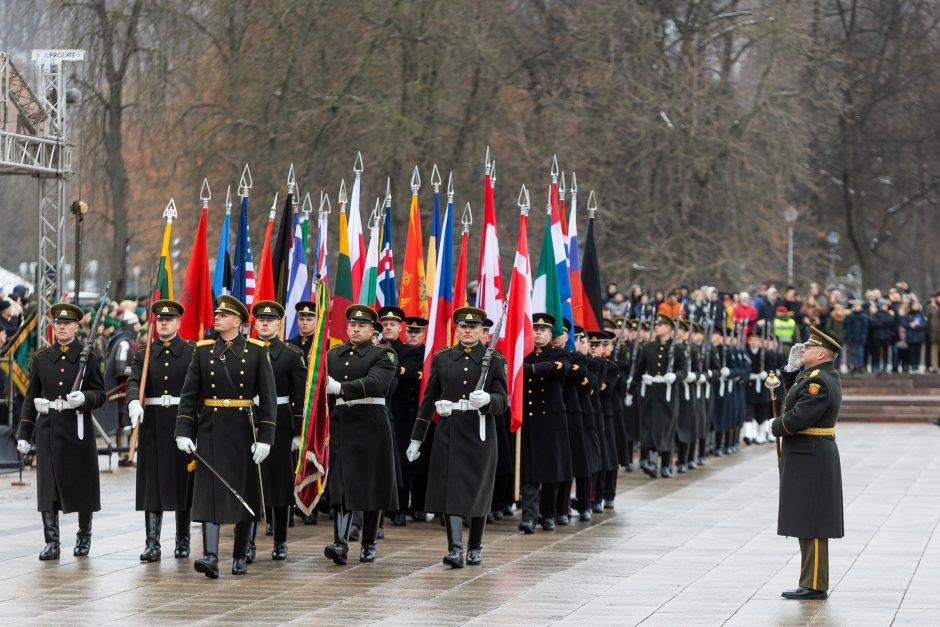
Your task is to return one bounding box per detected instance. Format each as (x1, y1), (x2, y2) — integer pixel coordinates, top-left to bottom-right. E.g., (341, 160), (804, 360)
(302, 192), (313, 216)
(587, 190), (598, 219)
(461, 202), (473, 234)
(551, 154), (559, 182)
(411, 165), (421, 194)
(490, 159), (497, 187)
(518, 185), (530, 217)
(287, 163), (296, 196)
(484, 145), (491, 176)
(238, 164), (252, 197)
(338, 179), (348, 209)
(447, 172), (454, 201)
(385, 177), (392, 209)
(268, 192), (278, 220)
(353, 151), (364, 175)
(224, 184), (232, 215)
(163, 198), (178, 223)
(431, 164), (441, 193)
(559, 171), (566, 198)
(200, 178), (212, 208)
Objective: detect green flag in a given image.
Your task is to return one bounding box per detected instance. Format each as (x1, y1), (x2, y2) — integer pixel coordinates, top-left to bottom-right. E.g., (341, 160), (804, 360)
(531, 213), (564, 336)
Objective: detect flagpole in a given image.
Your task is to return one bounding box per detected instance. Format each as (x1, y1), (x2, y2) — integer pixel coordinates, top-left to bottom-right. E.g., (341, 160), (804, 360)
(513, 184), (530, 503)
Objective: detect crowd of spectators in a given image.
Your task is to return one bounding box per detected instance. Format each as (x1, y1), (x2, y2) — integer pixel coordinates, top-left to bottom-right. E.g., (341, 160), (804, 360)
(603, 280), (940, 375)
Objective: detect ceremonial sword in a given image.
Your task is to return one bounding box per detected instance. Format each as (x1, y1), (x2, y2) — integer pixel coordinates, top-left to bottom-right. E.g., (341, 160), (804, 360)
(191, 449), (256, 517)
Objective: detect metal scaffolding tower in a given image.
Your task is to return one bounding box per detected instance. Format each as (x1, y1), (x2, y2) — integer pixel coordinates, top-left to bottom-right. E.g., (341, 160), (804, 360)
(1, 49), (84, 347)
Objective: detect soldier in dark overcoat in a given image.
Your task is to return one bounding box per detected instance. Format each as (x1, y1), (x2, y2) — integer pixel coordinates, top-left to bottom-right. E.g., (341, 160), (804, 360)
(518, 313), (572, 533)
(406, 306), (508, 567)
(674, 320), (701, 474)
(586, 332), (609, 512)
(16, 302), (106, 560)
(634, 313), (688, 478)
(250, 300), (306, 561)
(554, 319), (588, 525)
(322, 305), (399, 566)
(573, 328), (600, 520)
(174, 295), (277, 578)
(772, 328), (844, 600)
(126, 299), (196, 562)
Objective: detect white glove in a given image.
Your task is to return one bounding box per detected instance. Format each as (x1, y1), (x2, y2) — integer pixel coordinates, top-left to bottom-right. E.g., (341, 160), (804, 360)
(697, 373), (707, 384)
(16, 439), (30, 455)
(641, 374), (654, 386)
(663, 372), (677, 385)
(468, 390), (491, 409)
(128, 400), (144, 428)
(291, 436), (301, 451)
(759, 371), (769, 381)
(787, 343), (803, 370)
(175, 436), (196, 454)
(624, 393), (634, 407)
(65, 391), (85, 409)
(435, 400), (454, 417)
(720, 367), (731, 379)
(33, 398), (50, 414)
(749, 373), (760, 382)
(684, 372), (697, 384)
(326, 376), (342, 395)
(252, 442), (271, 465)
(406, 439), (421, 462)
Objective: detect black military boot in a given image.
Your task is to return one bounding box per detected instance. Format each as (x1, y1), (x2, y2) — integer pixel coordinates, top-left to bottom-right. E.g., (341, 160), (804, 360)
(174, 510), (191, 558)
(360, 510), (381, 563)
(74, 512), (93, 557)
(324, 509), (352, 565)
(139, 511), (162, 562)
(39, 511), (60, 561)
(231, 521), (251, 575)
(194, 523), (220, 578)
(265, 507), (274, 536)
(272, 506), (290, 560)
(349, 510), (362, 541)
(466, 516), (485, 566)
(443, 515), (464, 568)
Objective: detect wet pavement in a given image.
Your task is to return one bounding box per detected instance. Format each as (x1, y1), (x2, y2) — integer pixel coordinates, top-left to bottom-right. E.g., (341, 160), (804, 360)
(1, 423), (939, 625)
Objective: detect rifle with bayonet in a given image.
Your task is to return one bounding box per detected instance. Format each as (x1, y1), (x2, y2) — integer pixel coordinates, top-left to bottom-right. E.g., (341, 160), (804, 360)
(70, 282), (111, 440)
(474, 300), (507, 441)
(625, 311), (646, 406)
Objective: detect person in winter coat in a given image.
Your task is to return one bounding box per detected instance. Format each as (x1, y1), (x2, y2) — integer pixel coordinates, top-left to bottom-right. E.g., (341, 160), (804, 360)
(927, 294), (940, 372)
(844, 303), (869, 373)
(868, 302), (895, 373)
(824, 304), (847, 369)
(901, 302), (927, 373)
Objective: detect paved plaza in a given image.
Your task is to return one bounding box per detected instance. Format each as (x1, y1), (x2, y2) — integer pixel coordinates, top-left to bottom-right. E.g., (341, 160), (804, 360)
(0, 423), (938, 625)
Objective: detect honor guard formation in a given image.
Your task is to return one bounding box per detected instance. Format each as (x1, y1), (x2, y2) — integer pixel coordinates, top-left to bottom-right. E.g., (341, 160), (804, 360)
(12, 285), (847, 601)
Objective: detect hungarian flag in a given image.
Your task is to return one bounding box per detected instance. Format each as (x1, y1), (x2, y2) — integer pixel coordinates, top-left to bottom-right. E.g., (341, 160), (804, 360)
(0, 312), (37, 395)
(550, 172), (574, 347)
(421, 199), (454, 401)
(211, 200), (231, 300)
(532, 190), (564, 337)
(271, 190), (295, 305)
(348, 168), (365, 303)
(581, 194), (603, 331)
(505, 203), (533, 432)
(567, 173), (585, 327)
(453, 213), (470, 310)
(376, 202), (396, 307)
(294, 279), (330, 515)
(476, 160), (504, 331)
(400, 187), (427, 318)
(231, 195), (255, 306)
(178, 204), (215, 341)
(358, 205), (380, 306)
(329, 205), (354, 345)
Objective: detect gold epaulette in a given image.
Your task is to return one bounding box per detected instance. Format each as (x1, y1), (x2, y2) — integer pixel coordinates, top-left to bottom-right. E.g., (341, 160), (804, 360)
(247, 337), (265, 347)
(196, 339), (214, 347)
(809, 369), (820, 377)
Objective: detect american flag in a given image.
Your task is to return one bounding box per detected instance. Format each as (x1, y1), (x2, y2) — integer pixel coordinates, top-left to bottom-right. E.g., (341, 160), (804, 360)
(232, 195), (256, 306)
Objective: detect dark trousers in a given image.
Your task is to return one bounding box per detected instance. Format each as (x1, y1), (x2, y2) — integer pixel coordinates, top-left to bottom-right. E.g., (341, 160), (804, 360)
(574, 476), (593, 512)
(677, 441), (690, 465)
(555, 480), (573, 517)
(491, 474), (513, 512)
(908, 342), (923, 370)
(520, 483), (540, 523)
(873, 339), (890, 371)
(603, 470), (617, 501)
(593, 472), (605, 504)
(539, 482), (559, 520)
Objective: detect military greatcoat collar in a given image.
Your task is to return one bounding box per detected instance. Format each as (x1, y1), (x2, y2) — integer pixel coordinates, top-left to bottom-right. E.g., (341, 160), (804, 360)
(797, 359), (834, 381)
(451, 341), (484, 363)
(262, 335), (283, 359)
(214, 333), (246, 357)
(155, 334), (186, 357)
(52, 339), (81, 363)
(338, 339), (373, 356)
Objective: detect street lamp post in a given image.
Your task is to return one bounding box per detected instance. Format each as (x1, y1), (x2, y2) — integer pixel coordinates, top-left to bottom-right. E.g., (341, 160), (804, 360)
(826, 230), (840, 284)
(784, 207), (799, 285)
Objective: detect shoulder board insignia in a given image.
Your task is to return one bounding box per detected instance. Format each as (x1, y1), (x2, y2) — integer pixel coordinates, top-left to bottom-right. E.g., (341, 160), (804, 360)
(184, 340), (196, 347)
(247, 337), (265, 347)
(434, 346), (450, 356)
(283, 343), (303, 354)
(809, 369), (820, 377)
(196, 339), (214, 347)
(808, 383), (821, 395)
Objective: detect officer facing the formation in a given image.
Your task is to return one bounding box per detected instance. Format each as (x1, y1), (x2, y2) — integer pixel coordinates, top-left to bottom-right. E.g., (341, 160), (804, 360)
(174, 295), (277, 579)
(126, 300), (196, 562)
(287, 301), (317, 353)
(16, 303), (106, 560)
(251, 300), (307, 561)
(772, 327), (844, 601)
(322, 305), (399, 565)
(519, 313), (572, 533)
(406, 306), (509, 567)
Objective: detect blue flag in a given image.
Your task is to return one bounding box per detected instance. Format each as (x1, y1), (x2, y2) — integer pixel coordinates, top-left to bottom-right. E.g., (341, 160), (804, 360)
(212, 208), (232, 300)
(231, 196), (255, 305)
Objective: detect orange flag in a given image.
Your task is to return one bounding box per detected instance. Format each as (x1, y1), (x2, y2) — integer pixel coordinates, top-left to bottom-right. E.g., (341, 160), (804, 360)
(400, 191), (428, 318)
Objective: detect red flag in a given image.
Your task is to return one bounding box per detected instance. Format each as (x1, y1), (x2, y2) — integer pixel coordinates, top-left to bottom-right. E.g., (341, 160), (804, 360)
(453, 223), (469, 310)
(476, 161), (503, 324)
(177, 206), (215, 341)
(505, 195), (533, 433)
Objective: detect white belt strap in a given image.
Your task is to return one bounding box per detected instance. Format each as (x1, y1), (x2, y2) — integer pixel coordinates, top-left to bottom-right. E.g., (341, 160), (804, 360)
(336, 397), (385, 407)
(50, 399), (69, 412)
(252, 395), (290, 405)
(144, 395), (181, 407)
(454, 399), (474, 411)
